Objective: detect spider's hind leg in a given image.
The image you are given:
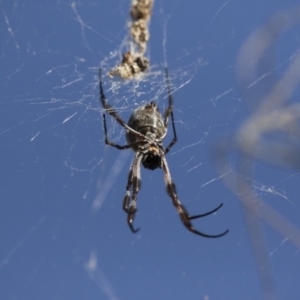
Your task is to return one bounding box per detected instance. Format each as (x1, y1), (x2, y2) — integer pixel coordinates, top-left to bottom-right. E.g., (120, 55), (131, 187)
(163, 67), (178, 155)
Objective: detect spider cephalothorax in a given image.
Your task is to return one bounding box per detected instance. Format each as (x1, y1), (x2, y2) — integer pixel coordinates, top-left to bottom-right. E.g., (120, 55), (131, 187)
(140, 144), (163, 170)
(99, 67), (228, 238)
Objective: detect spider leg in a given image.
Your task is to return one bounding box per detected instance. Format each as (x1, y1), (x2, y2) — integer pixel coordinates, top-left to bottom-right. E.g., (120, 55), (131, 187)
(189, 203), (224, 220)
(163, 67), (178, 155)
(102, 113), (140, 150)
(162, 157), (228, 238)
(122, 153), (142, 233)
(99, 68), (148, 141)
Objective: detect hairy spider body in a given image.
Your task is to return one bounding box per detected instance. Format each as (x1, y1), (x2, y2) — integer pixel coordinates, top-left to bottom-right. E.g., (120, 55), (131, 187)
(127, 102), (165, 170)
(99, 67), (228, 238)
(127, 102), (166, 145)
(141, 145), (162, 170)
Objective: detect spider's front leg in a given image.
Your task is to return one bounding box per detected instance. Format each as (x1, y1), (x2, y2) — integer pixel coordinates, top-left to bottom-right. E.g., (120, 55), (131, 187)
(123, 153), (142, 233)
(162, 157), (229, 238)
(175, 202), (228, 238)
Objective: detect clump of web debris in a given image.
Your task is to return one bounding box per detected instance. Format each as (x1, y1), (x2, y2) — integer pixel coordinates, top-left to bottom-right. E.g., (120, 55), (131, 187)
(108, 0), (153, 79)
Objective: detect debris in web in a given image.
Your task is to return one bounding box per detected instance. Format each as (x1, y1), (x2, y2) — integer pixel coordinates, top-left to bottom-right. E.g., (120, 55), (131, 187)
(108, 0), (153, 79)
(130, 0), (153, 54)
(108, 51), (150, 80)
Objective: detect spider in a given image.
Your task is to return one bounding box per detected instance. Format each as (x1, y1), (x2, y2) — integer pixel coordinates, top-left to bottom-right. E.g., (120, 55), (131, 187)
(99, 67), (228, 238)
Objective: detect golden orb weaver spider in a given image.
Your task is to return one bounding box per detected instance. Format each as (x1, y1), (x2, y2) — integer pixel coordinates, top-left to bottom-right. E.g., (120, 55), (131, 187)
(99, 67), (228, 238)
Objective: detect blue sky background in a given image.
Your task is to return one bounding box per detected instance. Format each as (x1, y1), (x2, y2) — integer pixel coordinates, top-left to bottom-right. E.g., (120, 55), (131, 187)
(1, 0), (300, 299)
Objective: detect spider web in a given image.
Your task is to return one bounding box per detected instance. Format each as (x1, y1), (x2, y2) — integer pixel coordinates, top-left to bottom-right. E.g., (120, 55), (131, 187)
(1, 0), (300, 299)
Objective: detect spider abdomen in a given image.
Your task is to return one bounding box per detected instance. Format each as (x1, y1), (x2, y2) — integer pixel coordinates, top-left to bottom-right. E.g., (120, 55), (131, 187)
(126, 102), (166, 147)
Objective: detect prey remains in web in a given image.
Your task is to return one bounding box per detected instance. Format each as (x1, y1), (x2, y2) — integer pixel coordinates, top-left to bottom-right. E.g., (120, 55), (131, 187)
(99, 67), (228, 238)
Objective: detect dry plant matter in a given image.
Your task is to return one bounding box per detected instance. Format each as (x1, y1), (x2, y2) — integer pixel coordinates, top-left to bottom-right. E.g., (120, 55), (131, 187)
(109, 0), (153, 79)
(212, 6), (300, 300)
